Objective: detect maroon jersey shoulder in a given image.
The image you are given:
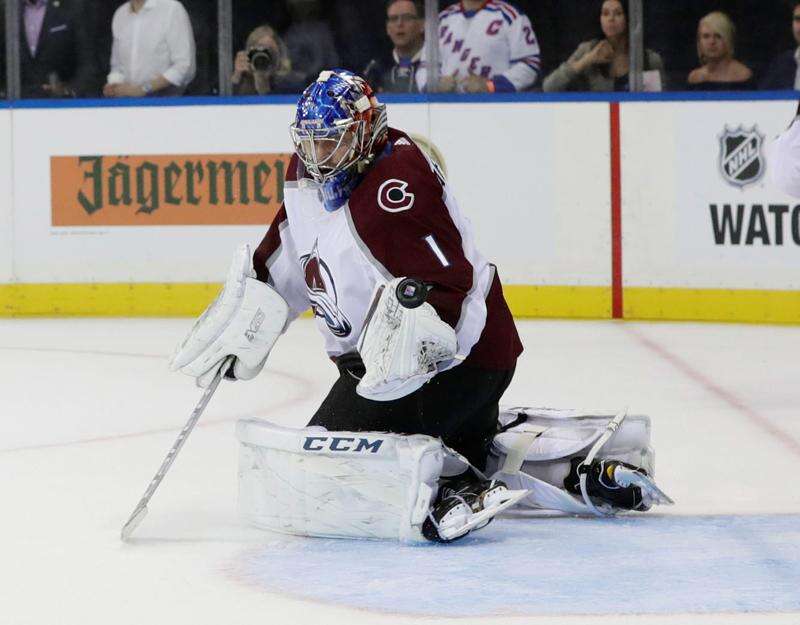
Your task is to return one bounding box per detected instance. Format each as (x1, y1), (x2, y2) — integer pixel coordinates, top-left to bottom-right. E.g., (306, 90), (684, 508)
(285, 153), (301, 183)
(253, 204), (288, 284)
(252, 152), (297, 284)
(348, 128), (445, 225)
(345, 128), (473, 328)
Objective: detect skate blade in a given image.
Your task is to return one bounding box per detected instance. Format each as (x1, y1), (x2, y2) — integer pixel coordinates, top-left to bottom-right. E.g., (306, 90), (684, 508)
(439, 489), (529, 541)
(615, 469), (674, 506)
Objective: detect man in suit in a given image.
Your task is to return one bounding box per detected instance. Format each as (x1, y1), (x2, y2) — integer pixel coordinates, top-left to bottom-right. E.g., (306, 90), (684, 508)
(760, 1), (800, 90)
(8, 0), (96, 97)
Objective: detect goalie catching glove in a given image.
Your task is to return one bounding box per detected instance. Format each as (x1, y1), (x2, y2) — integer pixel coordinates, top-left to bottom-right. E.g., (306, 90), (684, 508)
(356, 277), (459, 401)
(170, 244), (289, 387)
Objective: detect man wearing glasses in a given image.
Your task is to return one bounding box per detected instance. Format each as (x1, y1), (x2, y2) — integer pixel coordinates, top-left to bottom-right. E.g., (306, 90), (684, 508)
(366, 0), (426, 93)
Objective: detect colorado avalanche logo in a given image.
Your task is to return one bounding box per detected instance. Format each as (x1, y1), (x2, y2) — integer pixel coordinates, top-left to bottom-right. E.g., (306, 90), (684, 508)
(377, 179), (415, 213)
(300, 240), (352, 337)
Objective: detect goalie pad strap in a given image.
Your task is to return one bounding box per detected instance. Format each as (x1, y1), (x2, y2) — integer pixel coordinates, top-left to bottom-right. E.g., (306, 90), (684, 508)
(487, 407), (656, 514)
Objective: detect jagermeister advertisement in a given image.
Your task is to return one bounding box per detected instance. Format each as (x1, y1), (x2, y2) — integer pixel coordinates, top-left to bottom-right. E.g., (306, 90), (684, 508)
(50, 153), (292, 226)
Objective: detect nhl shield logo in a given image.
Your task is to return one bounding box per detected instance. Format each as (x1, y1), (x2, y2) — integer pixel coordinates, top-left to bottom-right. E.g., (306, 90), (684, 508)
(718, 125), (765, 188)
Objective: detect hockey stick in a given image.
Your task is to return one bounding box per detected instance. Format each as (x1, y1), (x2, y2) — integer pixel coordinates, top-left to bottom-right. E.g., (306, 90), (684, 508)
(577, 407), (675, 514)
(120, 357), (234, 541)
(578, 407), (628, 517)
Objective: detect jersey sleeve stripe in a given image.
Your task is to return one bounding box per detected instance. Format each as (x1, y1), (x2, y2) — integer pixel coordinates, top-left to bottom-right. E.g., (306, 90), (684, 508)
(487, 1), (515, 23)
(493, 0), (519, 18)
(513, 58), (541, 70)
(436, 188), (492, 360)
(438, 5), (461, 19)
(343, 204), (394, 282)
(490, 74), (516, 92)
(252, 205), (313, 323)
(483, 6), (513, 25)
(262, 220), (291, 288)
(253, 206), (288, 284)
(512, 56), (541, 64)
(454, 263), (494, 337)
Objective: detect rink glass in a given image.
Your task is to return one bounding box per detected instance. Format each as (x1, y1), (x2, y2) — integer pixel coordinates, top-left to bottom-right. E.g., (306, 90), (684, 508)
(1, 1), (791, 100)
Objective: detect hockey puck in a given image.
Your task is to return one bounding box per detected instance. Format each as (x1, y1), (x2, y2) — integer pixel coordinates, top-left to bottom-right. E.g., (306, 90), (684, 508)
(395, 278), (429, 309)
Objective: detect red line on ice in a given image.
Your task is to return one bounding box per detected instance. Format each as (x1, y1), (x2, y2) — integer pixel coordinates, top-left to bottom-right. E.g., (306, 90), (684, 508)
(625, 325), (800, 458)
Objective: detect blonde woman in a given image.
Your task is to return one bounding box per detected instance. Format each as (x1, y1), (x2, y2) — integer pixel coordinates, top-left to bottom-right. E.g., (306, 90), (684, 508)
(686, 12), (753, 90)
(232, 24), (304, 95)
(543, 0), (665, 92)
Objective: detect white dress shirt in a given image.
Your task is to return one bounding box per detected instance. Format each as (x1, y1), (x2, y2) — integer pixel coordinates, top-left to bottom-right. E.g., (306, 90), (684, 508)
(794, 47), (800, 90)
(770, 115), (800, 197)
(107, 0), (196, 91)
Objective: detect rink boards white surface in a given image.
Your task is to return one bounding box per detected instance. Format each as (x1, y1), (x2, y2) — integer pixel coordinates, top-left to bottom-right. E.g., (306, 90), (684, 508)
(1, 317), (799, 625)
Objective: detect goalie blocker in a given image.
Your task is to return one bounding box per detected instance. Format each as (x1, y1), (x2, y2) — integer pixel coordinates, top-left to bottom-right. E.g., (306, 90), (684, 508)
(170, 244), (289, 387)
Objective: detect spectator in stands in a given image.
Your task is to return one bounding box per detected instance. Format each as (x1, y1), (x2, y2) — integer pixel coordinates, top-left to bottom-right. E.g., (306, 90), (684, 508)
(436, 0), (541, 93)
(283, 0), (339, 85)
(182, 0), (217, 95)
(686, 11), (753, 90)
(232, 24), (304, 95)
(364, 0), (426, 93)
(103, 0), (196, 98)
(543, 0), (664, 92)
(5, 0), (96, 97)
(331, 1), (386, 75)
(760, 1), (800, 90)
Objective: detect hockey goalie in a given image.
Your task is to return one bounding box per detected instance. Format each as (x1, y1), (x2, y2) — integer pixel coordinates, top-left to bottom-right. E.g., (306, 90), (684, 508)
(171, 69), (672, 543)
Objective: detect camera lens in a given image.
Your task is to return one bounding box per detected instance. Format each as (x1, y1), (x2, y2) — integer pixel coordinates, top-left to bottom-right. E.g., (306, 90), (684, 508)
(248, 48), (274, 72)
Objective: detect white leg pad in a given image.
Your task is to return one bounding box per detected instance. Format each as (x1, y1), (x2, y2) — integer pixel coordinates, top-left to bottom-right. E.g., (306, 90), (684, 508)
(236, 419), (449, 542)
(487, 407), (656, 513)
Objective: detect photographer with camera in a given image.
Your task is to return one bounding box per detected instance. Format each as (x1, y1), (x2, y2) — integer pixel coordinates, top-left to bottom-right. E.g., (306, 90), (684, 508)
(232, 24), (304, 95)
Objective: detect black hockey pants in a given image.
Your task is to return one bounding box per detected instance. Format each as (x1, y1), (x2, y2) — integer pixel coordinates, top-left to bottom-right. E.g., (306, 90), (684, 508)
(307, 352), (515, 470)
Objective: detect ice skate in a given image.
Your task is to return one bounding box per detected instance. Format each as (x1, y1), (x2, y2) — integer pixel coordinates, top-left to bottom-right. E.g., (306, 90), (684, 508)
(564, 457), (672, 511)
(422, 475), (527, 543)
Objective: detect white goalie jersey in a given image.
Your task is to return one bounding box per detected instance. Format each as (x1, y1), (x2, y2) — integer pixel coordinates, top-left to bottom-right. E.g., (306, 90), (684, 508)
(251, 130), (522, 371)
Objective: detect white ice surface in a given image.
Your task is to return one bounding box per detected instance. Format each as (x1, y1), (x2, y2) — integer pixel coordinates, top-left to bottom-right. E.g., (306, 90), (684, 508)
(1, 318), (799, 625)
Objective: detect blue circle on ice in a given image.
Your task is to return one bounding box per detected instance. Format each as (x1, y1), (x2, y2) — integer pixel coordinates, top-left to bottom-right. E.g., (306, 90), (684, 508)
(233, 515), (800, 617)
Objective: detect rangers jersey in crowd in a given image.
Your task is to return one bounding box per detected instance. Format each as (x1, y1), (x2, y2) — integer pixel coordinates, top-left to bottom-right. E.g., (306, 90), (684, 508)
(438, 0), (541, 92)
(253, 128), (522, 370)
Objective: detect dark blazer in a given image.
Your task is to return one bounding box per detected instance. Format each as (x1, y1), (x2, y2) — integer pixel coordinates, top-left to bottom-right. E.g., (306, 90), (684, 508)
(362, 53), (424, 94)
(759, 49), (798, 91)
(18, 0), (96, 97)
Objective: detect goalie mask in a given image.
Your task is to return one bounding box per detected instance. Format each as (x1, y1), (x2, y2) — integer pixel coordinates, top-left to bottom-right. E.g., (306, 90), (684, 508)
(289, 69), (388, 212)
